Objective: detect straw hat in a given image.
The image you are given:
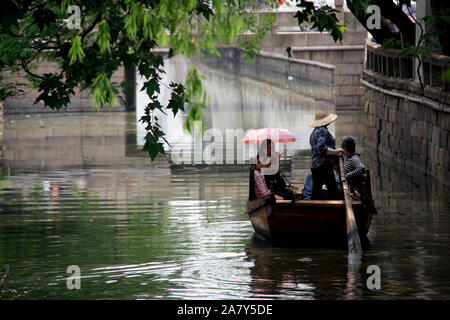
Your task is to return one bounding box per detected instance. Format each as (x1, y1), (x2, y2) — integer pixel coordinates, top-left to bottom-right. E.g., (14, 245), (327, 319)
(308, 110), (338, 127)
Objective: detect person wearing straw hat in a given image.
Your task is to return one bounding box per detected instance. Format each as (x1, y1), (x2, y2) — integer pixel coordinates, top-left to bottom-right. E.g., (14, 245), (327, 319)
(308, 110), (343, 200)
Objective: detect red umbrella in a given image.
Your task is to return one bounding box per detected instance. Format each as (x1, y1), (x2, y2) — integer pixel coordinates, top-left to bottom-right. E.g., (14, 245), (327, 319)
(241, 128), (296, 144)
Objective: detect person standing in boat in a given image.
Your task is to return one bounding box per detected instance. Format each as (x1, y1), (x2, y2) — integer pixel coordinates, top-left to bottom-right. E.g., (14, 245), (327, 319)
(308, 110), (343, 200)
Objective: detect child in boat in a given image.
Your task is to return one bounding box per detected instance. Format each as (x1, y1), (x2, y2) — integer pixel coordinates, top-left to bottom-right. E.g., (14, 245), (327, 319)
(340, 136), (365, 196)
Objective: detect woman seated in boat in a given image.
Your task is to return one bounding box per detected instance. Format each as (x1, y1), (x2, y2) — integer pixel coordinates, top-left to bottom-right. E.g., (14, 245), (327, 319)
(257, 139), (294, 200)
(253, 155), (284, 200)
(340, 136), (365, 198)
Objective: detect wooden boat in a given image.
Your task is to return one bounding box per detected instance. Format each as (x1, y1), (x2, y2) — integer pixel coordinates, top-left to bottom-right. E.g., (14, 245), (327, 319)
(245, 169), (377, 247)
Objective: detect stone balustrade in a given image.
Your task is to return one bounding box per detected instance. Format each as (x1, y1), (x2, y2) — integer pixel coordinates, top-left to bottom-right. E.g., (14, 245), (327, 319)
(365, 42), (450, 105)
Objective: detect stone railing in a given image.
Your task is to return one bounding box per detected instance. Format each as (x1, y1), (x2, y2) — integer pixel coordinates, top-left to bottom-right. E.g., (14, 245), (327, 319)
(366, 43), (414, 80)
(203, 48), (335, 102)
(364, 42), (450, 105)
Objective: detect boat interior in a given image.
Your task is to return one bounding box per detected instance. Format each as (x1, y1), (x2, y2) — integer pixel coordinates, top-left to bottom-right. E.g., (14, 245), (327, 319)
(273, 183), (362, 206)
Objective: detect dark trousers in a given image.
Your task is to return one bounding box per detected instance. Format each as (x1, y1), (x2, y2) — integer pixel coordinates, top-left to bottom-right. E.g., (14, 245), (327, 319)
(311, 164), (339, 200)
(264, 173), (294, 200)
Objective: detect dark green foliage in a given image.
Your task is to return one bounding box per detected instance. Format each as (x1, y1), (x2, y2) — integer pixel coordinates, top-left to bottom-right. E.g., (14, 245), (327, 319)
(294, 0), (345, 42)
(166, 83), (186, 117)
(0, 0), (276, 160)
(381, 3), (450, 89)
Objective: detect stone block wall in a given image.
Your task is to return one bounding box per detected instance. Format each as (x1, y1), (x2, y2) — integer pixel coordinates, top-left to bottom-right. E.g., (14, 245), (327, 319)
(0, 112), (154, 170)
(291, 47), (365, 108)
(2, 60), (126, 114)
(204, 48), (335, 102)
(363, 86), (449, 186)
(255, 11), (367, 53)
(363, 42), (450, 186)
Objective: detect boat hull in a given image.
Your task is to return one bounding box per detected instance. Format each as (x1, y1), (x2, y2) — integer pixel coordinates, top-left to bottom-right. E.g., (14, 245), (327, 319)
(247, 199), (372, 247)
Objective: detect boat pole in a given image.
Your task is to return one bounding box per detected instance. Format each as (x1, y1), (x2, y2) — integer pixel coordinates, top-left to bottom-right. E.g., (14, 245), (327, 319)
(338, 155), (363, 260)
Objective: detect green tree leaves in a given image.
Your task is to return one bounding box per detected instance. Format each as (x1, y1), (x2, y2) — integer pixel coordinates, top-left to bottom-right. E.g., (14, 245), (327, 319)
(184, 68), (208, 134)
(294, 0), (344, 42)
(69, 36), (86, 63)
(97, 20), (111, 54)
(91, 73), (118, 109)
(35, 73), (75, 110)
(166, 82), (186, 117)
(0, 0), (278, 160)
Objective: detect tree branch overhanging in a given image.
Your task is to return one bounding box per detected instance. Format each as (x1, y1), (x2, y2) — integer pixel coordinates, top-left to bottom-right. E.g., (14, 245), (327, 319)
(346, 0), (416, 45)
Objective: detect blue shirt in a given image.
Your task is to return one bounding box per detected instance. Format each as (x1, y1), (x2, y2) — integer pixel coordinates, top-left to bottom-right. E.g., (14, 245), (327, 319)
(309, 126), (336, 169)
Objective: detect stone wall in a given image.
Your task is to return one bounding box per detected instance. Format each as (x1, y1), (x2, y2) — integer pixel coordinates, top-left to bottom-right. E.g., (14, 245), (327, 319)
(2, 61), (126, 114)
(291, 46), (365, 109)
(0, 112), (159, 171)
(363, 80), (449, 186)
(204, 48), (335, 102)
(219, 9), (367, 108)
(363, 42), (449, 186)
(287, 12), (367, 109)
(1, 9), (367, 113)
(256, 11), (367, 53)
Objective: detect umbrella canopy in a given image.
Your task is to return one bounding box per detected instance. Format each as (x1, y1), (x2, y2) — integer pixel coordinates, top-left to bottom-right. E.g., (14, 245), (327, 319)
(241, 128), (296, 144)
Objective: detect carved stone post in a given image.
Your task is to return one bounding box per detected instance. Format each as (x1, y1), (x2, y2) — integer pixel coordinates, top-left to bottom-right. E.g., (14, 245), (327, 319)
(335, 0), (345, 25)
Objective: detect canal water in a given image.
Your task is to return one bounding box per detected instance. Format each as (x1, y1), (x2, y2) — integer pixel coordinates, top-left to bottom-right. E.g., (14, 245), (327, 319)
(0, 56), (449, 300)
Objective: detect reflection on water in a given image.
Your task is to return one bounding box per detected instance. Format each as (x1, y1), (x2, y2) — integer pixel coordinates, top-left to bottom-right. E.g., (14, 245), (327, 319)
(0, 56), (449, 300)
(0, 167), (252, 299)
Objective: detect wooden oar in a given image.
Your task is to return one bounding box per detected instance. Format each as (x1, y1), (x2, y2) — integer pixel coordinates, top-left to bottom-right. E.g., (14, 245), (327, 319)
(338, 155), (363, 259)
